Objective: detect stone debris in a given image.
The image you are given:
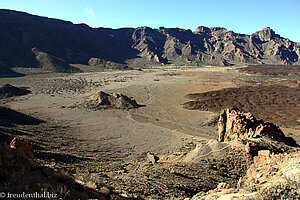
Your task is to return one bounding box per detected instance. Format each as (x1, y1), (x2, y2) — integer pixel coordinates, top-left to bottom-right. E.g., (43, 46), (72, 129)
(147, 152), (159, 164)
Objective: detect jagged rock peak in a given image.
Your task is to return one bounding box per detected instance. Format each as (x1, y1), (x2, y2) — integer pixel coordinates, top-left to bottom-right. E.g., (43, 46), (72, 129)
(210, 27), (228, 32)
(136, 26), (153, 31)
(31, 47), (42, 56)
(253, 27), (277, 41)
(218, 108), (298, 148)
(194, 26), (228, 34)
(193, 26), (211, 34)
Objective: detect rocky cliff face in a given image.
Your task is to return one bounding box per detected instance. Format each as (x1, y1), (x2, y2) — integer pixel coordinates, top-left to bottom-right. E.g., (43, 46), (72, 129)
(191, 109), (300, 199)
(217, 108), (299, 155)
(0, 9), (299, 75)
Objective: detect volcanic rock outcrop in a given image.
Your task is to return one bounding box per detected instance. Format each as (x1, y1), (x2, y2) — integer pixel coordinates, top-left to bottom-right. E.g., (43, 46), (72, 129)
(9, 138), (34, 160)
(0, 138), (112, 199)
(0, 138), (35, 180)
(218, 108), (298, 155)
(219, 108), (283, 142)
(88, 58), (107, 67)
(0, 84), (31, 98)
(88, 58), (129, 70)
(71, 91), (140, 110)
(32, 47), (81, 73)
(239, 150), (300, 189)
(192, 150), (300, 200)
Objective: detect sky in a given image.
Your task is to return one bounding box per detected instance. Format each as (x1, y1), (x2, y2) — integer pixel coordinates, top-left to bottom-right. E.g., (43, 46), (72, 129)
(1, 0), (300, 42)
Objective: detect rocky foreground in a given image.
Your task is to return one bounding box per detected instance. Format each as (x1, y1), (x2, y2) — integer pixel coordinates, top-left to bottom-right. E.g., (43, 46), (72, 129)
(1, 105), (299, 199)
(192, 108), (300, 199)
(192, 150), (300, 200)
(0, 137), (120, 199)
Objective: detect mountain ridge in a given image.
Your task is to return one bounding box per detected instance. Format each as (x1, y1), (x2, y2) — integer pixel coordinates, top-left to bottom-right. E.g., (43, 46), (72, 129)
(0, 9), (299, 76)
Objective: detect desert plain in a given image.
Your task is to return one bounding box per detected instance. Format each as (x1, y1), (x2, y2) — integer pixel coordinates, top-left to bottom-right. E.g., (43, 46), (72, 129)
(1, 65), (300, 199)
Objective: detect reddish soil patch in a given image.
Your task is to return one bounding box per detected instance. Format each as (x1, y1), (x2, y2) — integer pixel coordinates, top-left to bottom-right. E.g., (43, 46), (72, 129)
(239, 65), (300, 76)
(183, 80), (300, 126)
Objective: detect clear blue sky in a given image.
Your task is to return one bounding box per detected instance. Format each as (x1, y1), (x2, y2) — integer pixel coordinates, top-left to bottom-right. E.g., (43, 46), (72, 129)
(1, 0), (300, 42)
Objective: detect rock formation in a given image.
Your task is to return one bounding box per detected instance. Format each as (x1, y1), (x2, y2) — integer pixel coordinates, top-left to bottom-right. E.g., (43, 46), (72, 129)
(239, 150), (300, 189)
(192, 150), (300, 200)
(147, 153), (159, 164)
(218, 108), (298, 154)
(0, 9), (300, 76)
(9, 138), (34, 160)
(0, 138), (35, 179)
(88, 58), (107, 67)
(32, 47), (81, 73)
(88, 57), (129, 70)
(218, 108), (283, 142)
(191, 108), (300, 200)
(0, 138), (112, 199)
(71, 91), (140, 110)
(0, 84), (31, 98)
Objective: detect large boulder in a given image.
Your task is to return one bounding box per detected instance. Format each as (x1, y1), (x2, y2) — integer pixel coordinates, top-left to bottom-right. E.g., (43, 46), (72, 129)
(71, 91), (140, 110)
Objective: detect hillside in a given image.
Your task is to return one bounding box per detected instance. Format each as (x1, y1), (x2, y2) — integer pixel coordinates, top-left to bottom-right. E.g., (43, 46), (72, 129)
(0, 9), (300, 75)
